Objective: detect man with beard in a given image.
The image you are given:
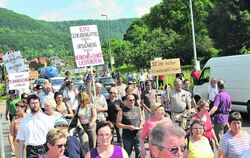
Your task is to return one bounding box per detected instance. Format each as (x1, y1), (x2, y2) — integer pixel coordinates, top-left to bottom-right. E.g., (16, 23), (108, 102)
(16, 94), (54, 158)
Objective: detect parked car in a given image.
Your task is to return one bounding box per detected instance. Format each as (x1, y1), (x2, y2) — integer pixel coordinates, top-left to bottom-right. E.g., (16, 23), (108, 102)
(95, 77), (116, 90)
(49, 77), (65, 92)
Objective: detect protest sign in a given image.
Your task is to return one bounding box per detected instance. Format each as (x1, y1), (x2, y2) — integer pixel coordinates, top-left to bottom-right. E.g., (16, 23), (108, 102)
(8, 71), (29, 92)
(150, 58), (181, 76)
(70, 25), (104, 67)
(3, 51), (27, 73)
(29, 71), (39, 79)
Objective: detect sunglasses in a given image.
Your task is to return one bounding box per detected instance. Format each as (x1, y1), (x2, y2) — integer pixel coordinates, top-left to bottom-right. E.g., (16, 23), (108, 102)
(157, 145), (187, 155)
(129, 99), (135, 102)
(55, 144), (66, 148)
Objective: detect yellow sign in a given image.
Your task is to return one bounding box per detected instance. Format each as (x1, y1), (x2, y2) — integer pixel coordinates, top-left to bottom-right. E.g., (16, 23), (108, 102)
(150, 58), (181, 75)
(29, 71), (39, 79)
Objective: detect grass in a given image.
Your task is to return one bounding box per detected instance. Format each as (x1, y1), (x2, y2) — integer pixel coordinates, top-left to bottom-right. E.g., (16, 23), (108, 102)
(115, 64), (194, 87)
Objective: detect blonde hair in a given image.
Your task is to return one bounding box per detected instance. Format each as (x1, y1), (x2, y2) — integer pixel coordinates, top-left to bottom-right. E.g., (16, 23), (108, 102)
(78, 91), (91, 106)
(44, 98), (57, 108)
(197, 99), (209, 112)
(46, 128), (67, 145)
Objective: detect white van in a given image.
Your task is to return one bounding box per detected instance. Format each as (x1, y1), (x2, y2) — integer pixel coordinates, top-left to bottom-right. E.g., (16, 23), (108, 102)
(193, 54), (250, 116)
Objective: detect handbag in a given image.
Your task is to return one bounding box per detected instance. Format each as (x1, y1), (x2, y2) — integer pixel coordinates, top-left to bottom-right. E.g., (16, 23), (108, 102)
(68, 104), (81, 131)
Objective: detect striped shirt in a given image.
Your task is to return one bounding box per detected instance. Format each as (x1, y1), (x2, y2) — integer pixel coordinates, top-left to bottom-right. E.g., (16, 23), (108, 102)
(219, 131), (250, 158)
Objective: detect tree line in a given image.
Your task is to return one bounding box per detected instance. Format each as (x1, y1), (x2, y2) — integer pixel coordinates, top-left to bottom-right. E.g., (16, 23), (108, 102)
(0, 0), (249, 69)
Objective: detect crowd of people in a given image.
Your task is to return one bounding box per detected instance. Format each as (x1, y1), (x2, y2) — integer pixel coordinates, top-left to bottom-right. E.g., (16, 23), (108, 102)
(4, 69), (250, 158)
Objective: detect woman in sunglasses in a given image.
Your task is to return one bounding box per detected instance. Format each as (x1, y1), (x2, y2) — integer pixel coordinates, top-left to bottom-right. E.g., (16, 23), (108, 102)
(8, 100), (27, 157)
(85, 121), (128, 158)
(39, 128), (68, 158)
(187, 119), (214, 158)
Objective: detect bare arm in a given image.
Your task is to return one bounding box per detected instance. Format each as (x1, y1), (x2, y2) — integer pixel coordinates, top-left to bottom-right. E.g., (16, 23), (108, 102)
(122, 148), (129, 158)
(8, 119), (15, 152)
(218, 150), (225, 158)
(64, 102), (74, 118)
(116, 110), (134, 130)
(208, 106), (218, 115)
(85, 151), (91, 158)
(17, 140), (25, 158)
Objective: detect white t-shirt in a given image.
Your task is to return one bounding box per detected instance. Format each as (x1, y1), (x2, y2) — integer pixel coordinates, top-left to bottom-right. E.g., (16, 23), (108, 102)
(16, 112), (54, 146)
(208, 85), (218, 101)
(63, 89), (79, 110)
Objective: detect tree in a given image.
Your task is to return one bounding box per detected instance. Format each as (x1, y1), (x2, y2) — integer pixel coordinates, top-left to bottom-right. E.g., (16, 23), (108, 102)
(207, 0), (250, 55)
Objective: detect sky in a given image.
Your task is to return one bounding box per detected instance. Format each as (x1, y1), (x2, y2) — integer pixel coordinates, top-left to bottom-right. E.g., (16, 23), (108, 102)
(0, 0), (161, 21)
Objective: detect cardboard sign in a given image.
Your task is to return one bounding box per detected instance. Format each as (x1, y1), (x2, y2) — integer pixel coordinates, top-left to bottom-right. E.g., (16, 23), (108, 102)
(8, 71), (29, 91)
(29, 71), (39, 79)
(150, 58), (181, 75)
(70, 25), (104, 67)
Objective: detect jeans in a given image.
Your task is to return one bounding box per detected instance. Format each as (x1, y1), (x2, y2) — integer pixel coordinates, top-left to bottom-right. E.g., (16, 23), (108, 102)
(81, 123), (96, 150)
(123, 137), (141, 158)
(214, 123), (229, 142)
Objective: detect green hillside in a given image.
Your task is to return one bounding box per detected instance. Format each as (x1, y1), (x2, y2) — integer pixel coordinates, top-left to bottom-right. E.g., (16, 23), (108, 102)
(0, 7), (135, 58)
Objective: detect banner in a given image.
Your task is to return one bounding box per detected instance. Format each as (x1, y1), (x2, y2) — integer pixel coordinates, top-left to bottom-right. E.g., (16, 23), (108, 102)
(3, 51), (27, 73)
(70, 25), (104, 67)
(8, 71), (29, 91)
(150, 58), (181, 76)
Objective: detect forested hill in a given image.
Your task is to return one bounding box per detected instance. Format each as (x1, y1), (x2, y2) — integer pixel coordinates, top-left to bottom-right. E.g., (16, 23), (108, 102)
(0, 7), (136, 58)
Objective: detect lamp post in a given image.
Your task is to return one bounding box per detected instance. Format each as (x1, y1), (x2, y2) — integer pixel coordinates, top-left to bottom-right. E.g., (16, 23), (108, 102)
(101, 14), (113, 71)
(189, 0), (199, 70)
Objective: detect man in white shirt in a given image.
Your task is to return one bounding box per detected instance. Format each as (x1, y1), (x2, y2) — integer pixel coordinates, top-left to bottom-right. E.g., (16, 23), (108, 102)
(16, 94), (54, 158)
(94, 83), (108, 124)
(63, 80), (78, 112)
(208, 78), (218, 109)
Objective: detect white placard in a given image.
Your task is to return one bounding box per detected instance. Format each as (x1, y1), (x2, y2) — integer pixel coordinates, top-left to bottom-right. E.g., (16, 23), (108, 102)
(8, 71), (29, 91)
(70, 25), (104, 67)
(3, 51), (27, 73)
(5, 59), (27, 73)
(2, 51), (22, 63)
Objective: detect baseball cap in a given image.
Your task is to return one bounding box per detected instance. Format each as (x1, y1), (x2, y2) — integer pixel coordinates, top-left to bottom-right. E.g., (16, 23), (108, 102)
(9, 90), (15, 94)
(54, 118), (69, 127)
(109, 87), (118, 94)
(150, 103), (164, 112)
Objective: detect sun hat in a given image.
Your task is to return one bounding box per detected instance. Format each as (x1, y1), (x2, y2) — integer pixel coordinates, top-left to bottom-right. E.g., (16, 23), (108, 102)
(54, 118), (69, 127)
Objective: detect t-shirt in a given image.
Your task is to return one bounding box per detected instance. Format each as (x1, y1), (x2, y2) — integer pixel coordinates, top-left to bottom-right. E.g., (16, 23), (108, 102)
(64, 136), (85, 158)
(187, 137), (214, 158)
(6, 97), (21, 115)
(219, 131), (250, 158)
(140, 116), (171, 140)
(94, 94), (108, 122)
(213, 91), (231, 123)
(78, 103), (95, 125)
(141, 89), (157, 108)
(107, 99), (124, 123)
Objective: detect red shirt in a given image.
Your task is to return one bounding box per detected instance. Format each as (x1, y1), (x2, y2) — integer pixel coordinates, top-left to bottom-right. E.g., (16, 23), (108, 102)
(191, 70), (200, 80)
(192, 113), (213, 140)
